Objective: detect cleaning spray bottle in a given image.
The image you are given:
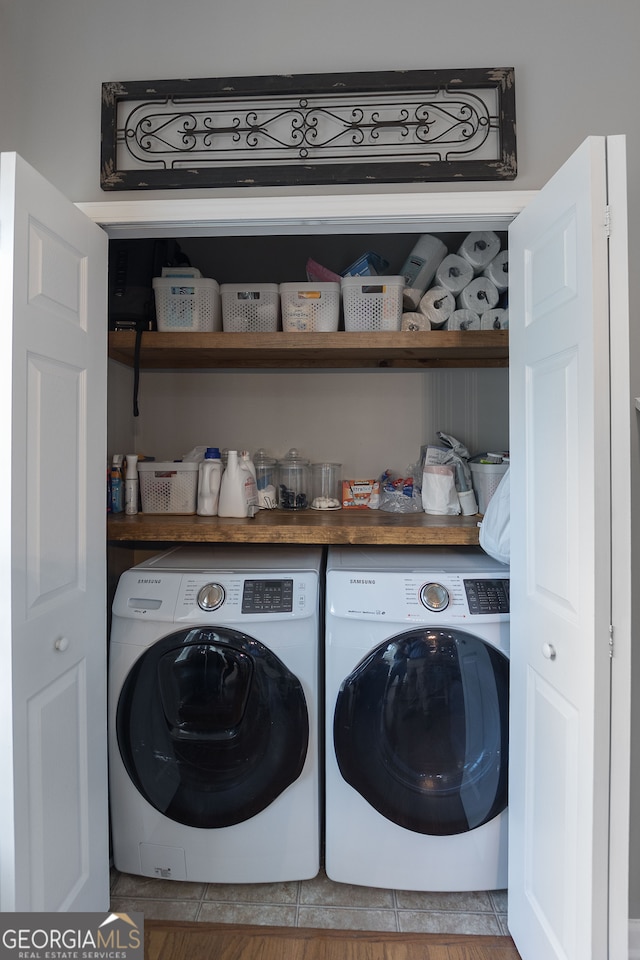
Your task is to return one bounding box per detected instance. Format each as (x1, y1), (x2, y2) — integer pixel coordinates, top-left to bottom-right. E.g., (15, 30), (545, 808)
(197, 447), (223, 516)
(110, 454), (124, 514)
(217, 450), (248, 518)
(124, 454), (139, 515)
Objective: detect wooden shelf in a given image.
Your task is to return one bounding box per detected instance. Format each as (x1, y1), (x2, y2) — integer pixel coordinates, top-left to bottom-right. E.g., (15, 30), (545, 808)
(107, 509), (482, 546)
(108, 330), (508, 369)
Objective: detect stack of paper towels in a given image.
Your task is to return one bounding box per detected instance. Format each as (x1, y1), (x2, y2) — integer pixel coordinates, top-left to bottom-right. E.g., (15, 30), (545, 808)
(399, 231), (509, 331)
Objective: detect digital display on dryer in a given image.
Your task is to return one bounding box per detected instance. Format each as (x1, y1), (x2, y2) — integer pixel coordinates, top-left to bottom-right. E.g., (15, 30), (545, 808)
(464, 578), (510, 614)
(242, 579), (294, 613)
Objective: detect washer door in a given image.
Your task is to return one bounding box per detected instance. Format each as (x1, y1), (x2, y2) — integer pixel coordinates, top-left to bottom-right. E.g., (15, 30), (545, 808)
(333, 628), (508, 836)
(116, 626), (309, 828)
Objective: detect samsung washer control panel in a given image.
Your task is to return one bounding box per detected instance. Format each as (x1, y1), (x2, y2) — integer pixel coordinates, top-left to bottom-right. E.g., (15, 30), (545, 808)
(113, 570), (316, 623)
(463, 578), (510, 615)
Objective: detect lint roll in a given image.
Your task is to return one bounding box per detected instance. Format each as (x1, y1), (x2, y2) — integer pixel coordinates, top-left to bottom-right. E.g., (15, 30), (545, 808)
(457, 231), (501, 274)
(482, 250), (509, 292)
(457, 277), (499, 315)
(435, 253), (474, 296)
(417, 286), (455, 329)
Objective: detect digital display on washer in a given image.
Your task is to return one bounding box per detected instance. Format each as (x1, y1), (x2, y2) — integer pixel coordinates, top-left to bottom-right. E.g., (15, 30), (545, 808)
(463, 578), (510, 614)
(242, 579), (294, 613)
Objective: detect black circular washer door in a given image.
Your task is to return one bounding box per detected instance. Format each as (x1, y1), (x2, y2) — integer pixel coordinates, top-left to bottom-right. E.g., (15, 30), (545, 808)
(334, 628), (508, 836)
(116, 626), (309, 828)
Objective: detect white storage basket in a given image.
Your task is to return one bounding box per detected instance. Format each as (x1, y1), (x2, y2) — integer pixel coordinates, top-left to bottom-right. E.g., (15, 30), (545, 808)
(341, 276), (404, 332)
(221, 283), (280, 332)
(280, 282), (340, 332)
(152, 278), (221, 332)
(469, 459), (509, 514)
(138, 462), (199, 514)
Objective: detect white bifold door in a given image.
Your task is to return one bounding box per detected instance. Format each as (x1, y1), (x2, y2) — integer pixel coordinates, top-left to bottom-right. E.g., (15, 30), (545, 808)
(0, 153), (109, 911)
(508, 136), (631, 960)
(0, 141), (632, 959)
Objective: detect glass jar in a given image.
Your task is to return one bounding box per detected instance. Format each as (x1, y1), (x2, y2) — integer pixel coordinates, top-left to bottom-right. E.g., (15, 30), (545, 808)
(253, 448), (277, 509)
(277, 448), (310, 510)
(311, 462), (342, 510)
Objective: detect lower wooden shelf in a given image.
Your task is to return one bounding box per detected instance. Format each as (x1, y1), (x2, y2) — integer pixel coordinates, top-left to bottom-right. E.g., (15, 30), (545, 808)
(106, 509), (481, 546)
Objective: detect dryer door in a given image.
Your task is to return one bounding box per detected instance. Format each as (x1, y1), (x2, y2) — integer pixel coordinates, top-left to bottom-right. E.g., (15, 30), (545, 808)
(334, 628), (508, 836)
(116, 626), (309, 828)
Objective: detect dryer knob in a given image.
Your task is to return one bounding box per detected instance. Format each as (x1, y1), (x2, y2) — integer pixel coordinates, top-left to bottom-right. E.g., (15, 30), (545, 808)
(197, 582), (225, 611)
(419, 582), (450, 612)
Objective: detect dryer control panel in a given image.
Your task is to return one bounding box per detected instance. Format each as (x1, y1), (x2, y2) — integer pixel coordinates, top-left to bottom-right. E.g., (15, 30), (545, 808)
(328, 570), (510, 624)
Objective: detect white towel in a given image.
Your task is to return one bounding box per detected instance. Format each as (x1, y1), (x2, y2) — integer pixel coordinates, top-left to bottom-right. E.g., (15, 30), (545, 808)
(480, 308), (509, 330)
(435, 254), (474, 295)
(457, 277), (499, 315)
(417, 286), (455, 329)
(482, 250), (509, 292)
(457, 231), (501, 274)
(448, 309), (480, 331)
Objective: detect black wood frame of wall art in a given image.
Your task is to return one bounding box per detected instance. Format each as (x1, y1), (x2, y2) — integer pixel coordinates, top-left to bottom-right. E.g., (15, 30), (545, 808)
(100, 67), (516, 191)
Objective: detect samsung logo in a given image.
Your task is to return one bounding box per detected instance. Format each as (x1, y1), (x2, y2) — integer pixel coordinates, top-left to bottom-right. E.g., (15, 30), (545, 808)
(136, 578), (162, 584)
(350, 578), (376, 584)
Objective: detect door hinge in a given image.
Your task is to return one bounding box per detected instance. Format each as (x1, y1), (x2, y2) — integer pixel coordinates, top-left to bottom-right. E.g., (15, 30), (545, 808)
(609, 624), (614, 658)
(605, 205), (611, 238)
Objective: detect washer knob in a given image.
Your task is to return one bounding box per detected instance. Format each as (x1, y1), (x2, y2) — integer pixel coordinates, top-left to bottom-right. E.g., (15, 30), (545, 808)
(197, 582), (225, 611)
(420, 582), (450, 612)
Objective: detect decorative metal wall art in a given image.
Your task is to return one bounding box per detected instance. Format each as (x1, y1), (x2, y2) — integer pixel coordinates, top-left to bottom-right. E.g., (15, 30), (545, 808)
(101, 68), (516, 191)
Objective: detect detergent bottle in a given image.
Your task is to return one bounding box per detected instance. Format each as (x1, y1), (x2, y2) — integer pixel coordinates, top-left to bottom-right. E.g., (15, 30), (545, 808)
(240, 450), (259, 513)
(197, 447), (223, 516)
(217, 450), (248, 518)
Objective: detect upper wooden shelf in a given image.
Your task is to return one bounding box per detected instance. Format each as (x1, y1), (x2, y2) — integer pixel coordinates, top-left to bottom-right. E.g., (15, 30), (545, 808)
(108, 330), (509, 370)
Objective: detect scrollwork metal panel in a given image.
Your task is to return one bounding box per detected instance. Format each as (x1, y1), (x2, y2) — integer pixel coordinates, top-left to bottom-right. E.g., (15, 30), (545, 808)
(101, 69), (516, 190)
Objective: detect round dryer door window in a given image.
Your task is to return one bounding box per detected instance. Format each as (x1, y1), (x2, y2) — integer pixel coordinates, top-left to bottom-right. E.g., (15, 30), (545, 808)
(116, 626), (309, 828)
(333, 628), (509, 836)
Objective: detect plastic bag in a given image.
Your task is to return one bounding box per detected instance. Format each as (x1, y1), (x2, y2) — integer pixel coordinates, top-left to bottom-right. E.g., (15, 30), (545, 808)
(375, 468), (422, 513)
(479, 467), (510, 565)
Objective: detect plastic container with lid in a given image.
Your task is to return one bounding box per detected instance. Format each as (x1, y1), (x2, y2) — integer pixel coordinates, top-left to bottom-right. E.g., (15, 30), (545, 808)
(277, 448), (310, 510)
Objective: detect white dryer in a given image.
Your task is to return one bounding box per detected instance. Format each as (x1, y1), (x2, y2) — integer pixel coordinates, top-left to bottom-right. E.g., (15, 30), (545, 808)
(109, 544), (323, 884)
(325, 546), (509, 892)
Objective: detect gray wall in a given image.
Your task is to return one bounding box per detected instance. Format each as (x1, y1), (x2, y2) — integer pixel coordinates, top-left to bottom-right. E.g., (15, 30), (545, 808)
(3, 0), (640, 917)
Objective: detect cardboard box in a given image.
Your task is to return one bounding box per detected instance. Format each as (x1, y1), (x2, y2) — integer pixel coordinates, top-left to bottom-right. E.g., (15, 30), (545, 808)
(342, 479), (380, 509)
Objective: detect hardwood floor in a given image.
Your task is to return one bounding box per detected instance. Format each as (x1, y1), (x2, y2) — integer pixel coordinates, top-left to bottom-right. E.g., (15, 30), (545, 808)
(145, 921), (522, 960)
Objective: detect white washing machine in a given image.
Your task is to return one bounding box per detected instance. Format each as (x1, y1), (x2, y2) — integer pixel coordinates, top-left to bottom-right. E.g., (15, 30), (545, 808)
(109, 544), (323, 884)
(325, 546), (510, 892)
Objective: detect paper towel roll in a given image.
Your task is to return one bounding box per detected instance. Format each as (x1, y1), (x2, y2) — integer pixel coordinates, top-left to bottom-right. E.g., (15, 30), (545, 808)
(480, 308), (509, 330)
(417, 286), (455, 329)
(435, 254), (474, 295)
(402, 311), (431, 331)
(403, 287), (424, 311)
(457, 231), (502, 274)
(482, 250), (509, 292)
(457, 277), (499, 315)
(448, 309), (481, 331)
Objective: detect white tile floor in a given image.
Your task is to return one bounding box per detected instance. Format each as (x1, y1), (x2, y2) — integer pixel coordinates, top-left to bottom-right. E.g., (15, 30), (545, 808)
(110, 867), (508, 935)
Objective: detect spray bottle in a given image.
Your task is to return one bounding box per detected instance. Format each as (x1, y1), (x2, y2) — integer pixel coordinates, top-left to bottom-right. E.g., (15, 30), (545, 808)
(110, 454), (124, 513)
(124, 454), (139, 515)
